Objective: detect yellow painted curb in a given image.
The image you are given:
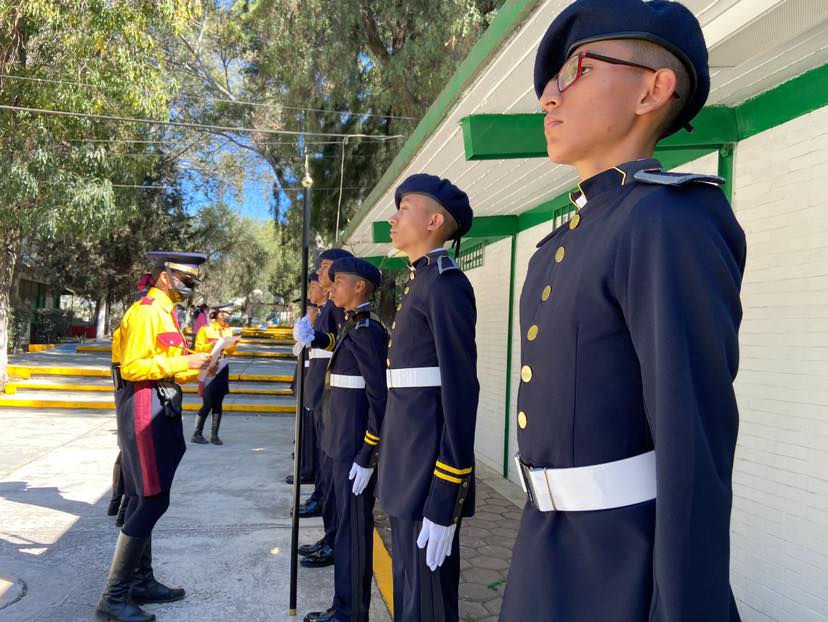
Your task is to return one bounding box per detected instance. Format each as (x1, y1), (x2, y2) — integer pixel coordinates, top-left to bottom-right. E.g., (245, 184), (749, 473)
(232, 351), (294, 359)
(373, 529), (394, 616)
(27, 344), (57, 353)
(4, 382), (291, 396)
(231, 374), (293, 383)
(0, 398), (295, 413)
(0, 398), (114, 410)
(6, 382), (110, 393)
(77, 345), (111, 352)
(8, 366), (110, 378)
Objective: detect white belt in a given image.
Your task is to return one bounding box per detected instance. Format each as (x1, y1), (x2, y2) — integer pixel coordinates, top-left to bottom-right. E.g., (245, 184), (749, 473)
(386, 367), (441, 389)
(329, 374), (366, 389)
(515, 450), (656, 512)
(309, 349), (333, 360)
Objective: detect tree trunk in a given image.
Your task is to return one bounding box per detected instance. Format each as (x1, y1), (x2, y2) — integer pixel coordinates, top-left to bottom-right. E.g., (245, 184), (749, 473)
(0, 227), (22, 392)
(95, 297), (107, 340)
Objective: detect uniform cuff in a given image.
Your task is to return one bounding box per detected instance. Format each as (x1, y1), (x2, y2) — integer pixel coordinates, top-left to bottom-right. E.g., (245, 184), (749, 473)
(355, 434), (380, 469)
(423, 467), (472, 526)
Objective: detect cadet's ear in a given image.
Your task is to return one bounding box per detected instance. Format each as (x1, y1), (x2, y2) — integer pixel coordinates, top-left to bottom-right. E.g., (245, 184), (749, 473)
(427, 210), (446, 232)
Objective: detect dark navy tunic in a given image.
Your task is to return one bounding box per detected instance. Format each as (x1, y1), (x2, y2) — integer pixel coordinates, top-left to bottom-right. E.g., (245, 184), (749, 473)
(500, 159), (746, 621)
(376, 249), (480, 527)
(308, 299), (346, 412)
(322, 304), (388, 467)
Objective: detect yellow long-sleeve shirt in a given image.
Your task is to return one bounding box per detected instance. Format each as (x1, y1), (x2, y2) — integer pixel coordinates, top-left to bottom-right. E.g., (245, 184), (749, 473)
(194, 321), (237, 356)
(117, 287), (200, 384)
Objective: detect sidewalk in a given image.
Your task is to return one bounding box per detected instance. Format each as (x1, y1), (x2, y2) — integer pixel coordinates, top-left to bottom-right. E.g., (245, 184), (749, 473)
(0, 408), (388, 622)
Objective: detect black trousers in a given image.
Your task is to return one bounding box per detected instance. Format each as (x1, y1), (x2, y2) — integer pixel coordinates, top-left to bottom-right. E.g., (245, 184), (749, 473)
(331, 459), (375, 622)
(300, 407), (318, 482)
(389, 516), (461, 622)
(313, 408), (337, 548)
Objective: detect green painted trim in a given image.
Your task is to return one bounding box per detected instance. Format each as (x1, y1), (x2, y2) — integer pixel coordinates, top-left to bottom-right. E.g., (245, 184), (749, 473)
(372, 215), (518, 243)
(361, 256), (409, 271)
(461, 114), (545, 160)
(502, 233), (517, 478)
(717, 145), (734, 203)
(461, 107), (738, 160)
(735, 63), (828, 140)
(372, 222), (391, 243)
(342, 0), (543, 241)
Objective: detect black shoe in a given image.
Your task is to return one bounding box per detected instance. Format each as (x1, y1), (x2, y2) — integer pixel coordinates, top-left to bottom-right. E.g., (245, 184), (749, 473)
(304, 608), (337, 622)
(210, 411), (223, 445)
(298, 538), (325, 556)
(300, 544), (334, 568)
(130, 537), (186, 604)
(95, 533), (155, 621)
(285, 474), (314, 485)
(297, 499), (322, 518)
(191, 414), (208, 444)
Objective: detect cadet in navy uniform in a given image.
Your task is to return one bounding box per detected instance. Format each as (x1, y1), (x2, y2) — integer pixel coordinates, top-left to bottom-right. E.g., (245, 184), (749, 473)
(500, 2), (746, 621)
(304, 257), (388, 622)
(376, 174), (479, 622)
(293, 248), (353, 569)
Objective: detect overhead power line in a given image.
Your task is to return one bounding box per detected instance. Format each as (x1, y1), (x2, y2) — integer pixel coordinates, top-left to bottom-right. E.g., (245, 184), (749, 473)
(0, 73), (416, 121)
(0, 104), (406, 141)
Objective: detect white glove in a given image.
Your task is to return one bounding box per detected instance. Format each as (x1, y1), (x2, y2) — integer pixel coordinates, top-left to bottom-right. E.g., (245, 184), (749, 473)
(292, 315), (310, 341)
(348, 462), (374, 495)
(292, 316), (314, 347)
(416, 517), (457, 571)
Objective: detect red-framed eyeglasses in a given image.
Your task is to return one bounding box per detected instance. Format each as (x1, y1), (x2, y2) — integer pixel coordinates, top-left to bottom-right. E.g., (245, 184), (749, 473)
(554, 51), (681, 99)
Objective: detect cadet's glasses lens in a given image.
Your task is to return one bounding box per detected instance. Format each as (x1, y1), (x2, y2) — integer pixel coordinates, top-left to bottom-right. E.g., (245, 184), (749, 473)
(557, 54), (581, 93)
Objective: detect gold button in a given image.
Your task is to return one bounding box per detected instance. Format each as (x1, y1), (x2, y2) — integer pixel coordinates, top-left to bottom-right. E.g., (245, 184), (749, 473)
(392, 321), (396, 329)
(404, 287), (409, 294)
(541, 285), (552, 301)
(555, 247), (565, 263)
(396, 304), (401, 311)
(527, 325), (539, 341)
(518, 411), (527, 429)
(388, 340), (392, 347)
(386, 358), (391, 367)
(570, 213), (581, 230)
(521, 365), (532, 383)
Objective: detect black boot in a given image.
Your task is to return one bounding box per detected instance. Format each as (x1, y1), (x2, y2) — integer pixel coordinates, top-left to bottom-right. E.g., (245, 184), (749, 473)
(131, 537), (185, 604)
(191, 413), (208, 444)
(107, 458), (123, 516)
(210, 411), (223, 445)
(95, 533), (155, 622)
(115, 496), (130, 529)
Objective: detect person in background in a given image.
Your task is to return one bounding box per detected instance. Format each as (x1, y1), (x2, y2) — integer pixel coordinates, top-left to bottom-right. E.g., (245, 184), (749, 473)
(191, 303), (240, 446)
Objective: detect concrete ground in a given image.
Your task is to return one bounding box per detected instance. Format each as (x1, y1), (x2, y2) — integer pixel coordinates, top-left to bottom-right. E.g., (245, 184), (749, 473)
(0, 408), (390, 622)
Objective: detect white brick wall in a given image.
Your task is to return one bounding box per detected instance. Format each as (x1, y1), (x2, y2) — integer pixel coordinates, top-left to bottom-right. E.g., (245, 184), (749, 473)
(730, 106), (828, 622)
(466, 237), (512, 474)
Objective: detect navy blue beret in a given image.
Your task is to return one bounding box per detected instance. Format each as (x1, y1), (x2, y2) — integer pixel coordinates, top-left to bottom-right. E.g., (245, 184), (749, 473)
(319, 248), (353, 262)
(330, 257), (382, 289)
(533, 0), (709, 137)
(308, 272), (319, 283)
(395, 174), (473, 240)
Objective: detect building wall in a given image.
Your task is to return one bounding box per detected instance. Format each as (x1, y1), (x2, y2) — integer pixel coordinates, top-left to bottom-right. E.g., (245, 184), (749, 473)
(729, 105), (828, 622)
(465, 236), (512, 474)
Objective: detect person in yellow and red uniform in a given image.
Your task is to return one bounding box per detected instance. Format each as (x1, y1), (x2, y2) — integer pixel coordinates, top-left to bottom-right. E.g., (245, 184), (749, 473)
(107, 273), (155, 528)
(191, 303), (240, 445)
(96, 252), (211, 622)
